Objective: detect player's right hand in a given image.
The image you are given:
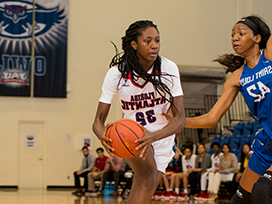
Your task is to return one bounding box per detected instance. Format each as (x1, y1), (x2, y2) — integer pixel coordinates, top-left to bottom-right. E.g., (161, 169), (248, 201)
(99, 124), (114, 156)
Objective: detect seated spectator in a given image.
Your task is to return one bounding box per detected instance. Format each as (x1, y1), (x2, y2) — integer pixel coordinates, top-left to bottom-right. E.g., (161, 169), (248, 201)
(207, 143), (238, 200)
(161, 148), (183, 201)
(172, 146), (197, 202)
(182, 139), (196, 155)
(98, 155), (125, 196)
(72, 146), (95, 196)
(189, 142), (211, 199)
(85, 147), (108, 197)
(195, 142), (222, 201)
(231, 144), (252, 197)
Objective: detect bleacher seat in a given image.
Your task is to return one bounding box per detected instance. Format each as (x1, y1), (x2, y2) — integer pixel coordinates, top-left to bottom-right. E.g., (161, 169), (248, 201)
(252, 120), (262, 135)
(233, 122), (245, 136)
(250, 134), (255, 144)
(211, 135), (221, 144)
(229, 135), (241, 150)
(242, 122), (254, 136)
(231, 148), (240, 162)
(220, 136), (230, 147)
(239, 135), (251, 152)
(240, 135), (250, 143)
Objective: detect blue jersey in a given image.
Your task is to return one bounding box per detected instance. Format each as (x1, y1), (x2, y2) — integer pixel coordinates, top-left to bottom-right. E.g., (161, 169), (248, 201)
(239, 51), (272, 139)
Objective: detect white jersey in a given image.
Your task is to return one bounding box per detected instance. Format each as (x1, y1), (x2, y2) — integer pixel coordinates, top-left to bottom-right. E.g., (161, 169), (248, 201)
(100, 57), (183, 132)
(207, 153), (223, 172)
(99, 57), (183, 172)
(182, 154), (197, 173)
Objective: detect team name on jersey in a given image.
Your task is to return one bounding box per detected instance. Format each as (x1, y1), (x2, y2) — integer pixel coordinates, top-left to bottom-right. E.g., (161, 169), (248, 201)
(240, 65), (272, 87)
(121, 91), (166, 110)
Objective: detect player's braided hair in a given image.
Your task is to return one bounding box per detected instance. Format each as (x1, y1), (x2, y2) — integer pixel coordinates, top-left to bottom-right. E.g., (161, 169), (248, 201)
(214, 15), (271, 73)
(110, 20), (175, 107)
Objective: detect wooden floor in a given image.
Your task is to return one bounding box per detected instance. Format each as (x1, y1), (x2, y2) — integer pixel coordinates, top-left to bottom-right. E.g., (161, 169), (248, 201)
(0, 189), (231, 204)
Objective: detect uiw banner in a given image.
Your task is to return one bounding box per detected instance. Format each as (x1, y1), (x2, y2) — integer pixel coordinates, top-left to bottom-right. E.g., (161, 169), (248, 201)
(0, 0), (68, 97)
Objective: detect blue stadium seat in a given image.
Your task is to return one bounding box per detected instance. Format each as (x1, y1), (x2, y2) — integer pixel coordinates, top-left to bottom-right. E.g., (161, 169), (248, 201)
(229, 135), (241, 149)
(211, 135), (221, 144)
(208, 148), (213, 155)
(236, 152), (241, 163)
(239, 135), (251, 152)
(250, 134), (255, 144)
(241, 134), (250, 141)
(252, 120), (262, 135)
(231, 148), (241, 162)
(233, 122), (245, 136)
(242, 122), (254, 136)
(220, 136), (230, 147)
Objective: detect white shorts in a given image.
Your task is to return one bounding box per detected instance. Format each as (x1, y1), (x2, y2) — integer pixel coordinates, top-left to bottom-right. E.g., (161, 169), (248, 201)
(152, 135), (175, 173)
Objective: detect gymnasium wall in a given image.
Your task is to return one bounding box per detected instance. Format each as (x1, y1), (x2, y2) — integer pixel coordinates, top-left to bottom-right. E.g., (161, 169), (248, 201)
(0, 0), (272, 187)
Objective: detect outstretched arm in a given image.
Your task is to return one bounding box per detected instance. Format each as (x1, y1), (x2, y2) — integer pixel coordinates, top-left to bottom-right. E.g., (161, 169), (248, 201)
(186, 70), (241, 129)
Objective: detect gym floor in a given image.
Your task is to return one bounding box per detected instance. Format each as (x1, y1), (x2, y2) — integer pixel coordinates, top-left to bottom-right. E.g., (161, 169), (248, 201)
(0, 188), (231, 204)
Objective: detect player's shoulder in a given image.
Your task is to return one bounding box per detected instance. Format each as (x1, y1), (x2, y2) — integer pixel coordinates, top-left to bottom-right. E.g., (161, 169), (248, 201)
(104, 66), (122, 82)
(225, 65), (244, 87)
(161, 57), (178, 68)
(160, 57), (179, 74)
(107, 65), (122, 75)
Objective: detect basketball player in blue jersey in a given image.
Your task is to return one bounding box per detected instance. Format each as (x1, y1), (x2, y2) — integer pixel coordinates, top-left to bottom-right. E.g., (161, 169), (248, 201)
(92, 20), (185, 204)
(186, 15), (272, 204)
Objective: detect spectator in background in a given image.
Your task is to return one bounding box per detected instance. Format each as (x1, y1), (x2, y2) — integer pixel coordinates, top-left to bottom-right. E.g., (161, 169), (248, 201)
(207, 143), (238, 200)
(188, 142), (211, 199)
(182, 140), (196, 155)
(173, 146), (197, 202)
(196, 142), (222, 201)
(98, 155), (125, 196)
(161, 148), (183, 201)
(231, 143), (253, 197)
(72, 146), (95, 196)
(85, 147), (108, 197)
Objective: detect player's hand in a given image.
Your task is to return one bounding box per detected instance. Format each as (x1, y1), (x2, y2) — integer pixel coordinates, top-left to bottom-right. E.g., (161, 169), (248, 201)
(99, 123), (114, 156)
(135, 126), (153, 160)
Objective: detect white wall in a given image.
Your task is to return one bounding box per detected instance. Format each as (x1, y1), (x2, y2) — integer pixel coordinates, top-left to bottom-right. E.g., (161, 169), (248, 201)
(1, 0), (272, 186)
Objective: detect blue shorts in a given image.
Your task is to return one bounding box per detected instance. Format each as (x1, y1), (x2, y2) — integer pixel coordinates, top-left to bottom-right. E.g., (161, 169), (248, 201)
(248, 128), (272, 175)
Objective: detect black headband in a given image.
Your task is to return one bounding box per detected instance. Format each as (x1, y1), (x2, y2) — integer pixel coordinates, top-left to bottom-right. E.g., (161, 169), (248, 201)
(236, 18), (259, 35)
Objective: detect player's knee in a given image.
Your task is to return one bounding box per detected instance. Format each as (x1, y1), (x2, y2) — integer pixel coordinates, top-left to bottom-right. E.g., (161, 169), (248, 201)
(231, 184), (252, 204)
(139, 174), (158, 191)
(251, 171), (272, 204)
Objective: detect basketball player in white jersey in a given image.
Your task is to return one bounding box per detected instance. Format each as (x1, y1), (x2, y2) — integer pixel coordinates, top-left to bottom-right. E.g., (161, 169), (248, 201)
(92, 20), (185, 204)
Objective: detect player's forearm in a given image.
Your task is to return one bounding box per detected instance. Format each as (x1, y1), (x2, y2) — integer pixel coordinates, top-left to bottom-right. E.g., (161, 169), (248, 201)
(152, 115), (185, 142)
(92, 119), (106, 140)
(185, 113), (219, 129)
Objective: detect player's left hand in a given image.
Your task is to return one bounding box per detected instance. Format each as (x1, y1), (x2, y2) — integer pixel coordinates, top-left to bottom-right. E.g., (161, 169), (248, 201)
(135, 126), (153, 160)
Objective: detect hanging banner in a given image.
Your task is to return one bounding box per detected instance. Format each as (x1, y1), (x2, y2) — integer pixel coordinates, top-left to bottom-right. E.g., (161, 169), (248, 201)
(33, 0), (68, 97)
(0, 0), (68, 97)
(0, 0), (33, 96)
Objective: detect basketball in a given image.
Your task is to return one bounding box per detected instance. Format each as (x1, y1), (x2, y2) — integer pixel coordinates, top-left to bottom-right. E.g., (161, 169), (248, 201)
(105, 119), (144, 159)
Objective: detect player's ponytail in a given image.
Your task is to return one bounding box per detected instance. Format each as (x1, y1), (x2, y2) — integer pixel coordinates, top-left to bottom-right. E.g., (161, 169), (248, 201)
(213, 54), (244, 73)
(214, 15), (271, 73)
